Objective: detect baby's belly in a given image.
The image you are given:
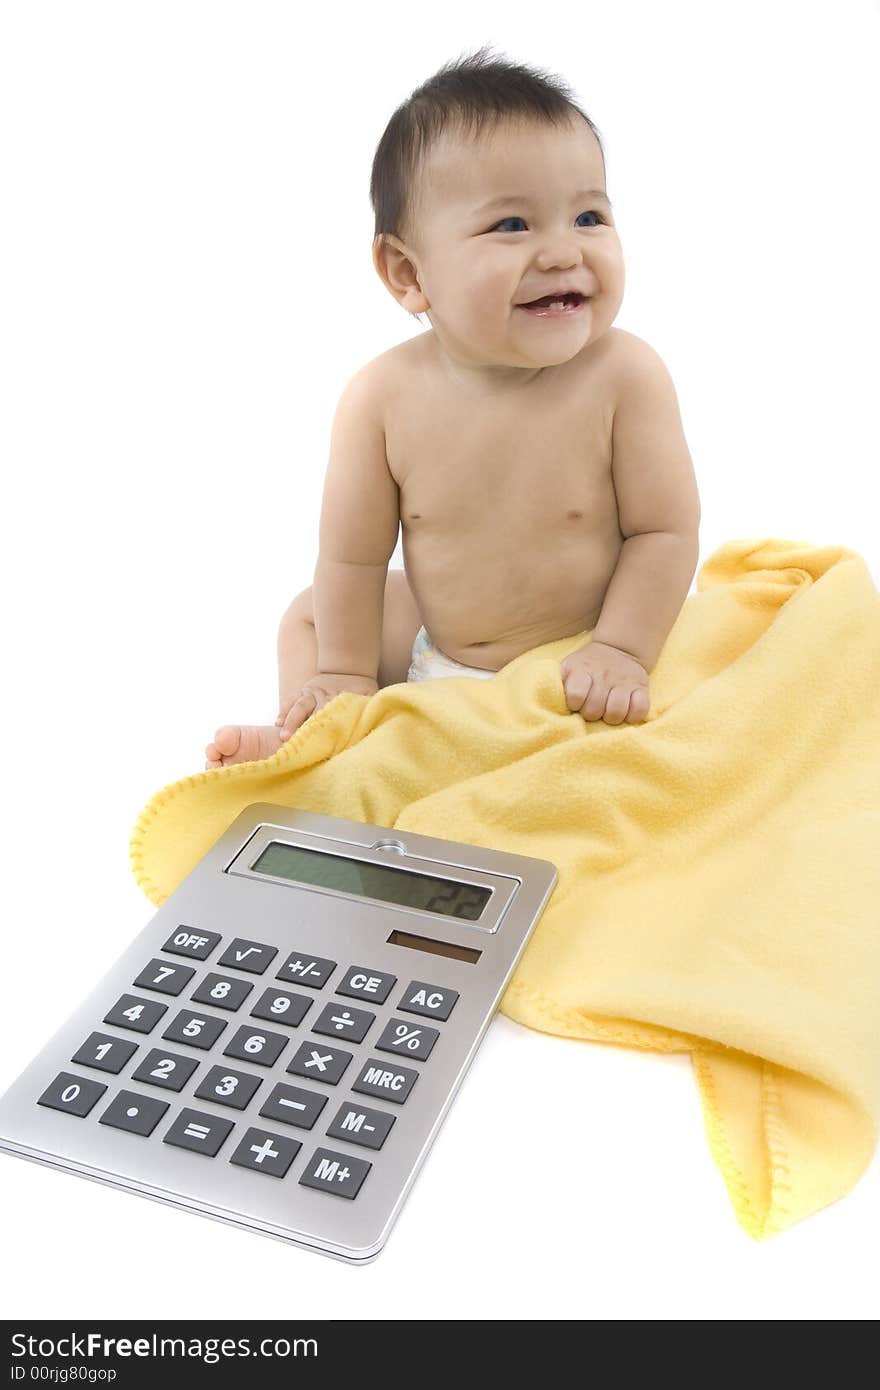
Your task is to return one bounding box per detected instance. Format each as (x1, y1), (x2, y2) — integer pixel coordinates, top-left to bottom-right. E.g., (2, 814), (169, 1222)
(401, 526), (623, 671)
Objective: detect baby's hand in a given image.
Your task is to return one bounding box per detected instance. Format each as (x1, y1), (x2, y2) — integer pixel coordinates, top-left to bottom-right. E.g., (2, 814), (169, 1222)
(276, 672), (379, 739)
(560, 642), (650, 725)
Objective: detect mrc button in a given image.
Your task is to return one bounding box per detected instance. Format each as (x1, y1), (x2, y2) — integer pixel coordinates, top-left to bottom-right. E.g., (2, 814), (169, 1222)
(399, 980), (458, 1021)
(162, 927), (222, 961)
(352, 1058), (418, 1105)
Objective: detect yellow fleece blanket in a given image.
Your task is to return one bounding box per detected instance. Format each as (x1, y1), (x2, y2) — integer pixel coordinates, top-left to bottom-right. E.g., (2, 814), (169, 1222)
(131, 538), (880, 1239)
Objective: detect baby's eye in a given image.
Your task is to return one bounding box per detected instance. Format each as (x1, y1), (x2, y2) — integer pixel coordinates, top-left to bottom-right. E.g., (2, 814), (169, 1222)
(489, 210), (604, 233)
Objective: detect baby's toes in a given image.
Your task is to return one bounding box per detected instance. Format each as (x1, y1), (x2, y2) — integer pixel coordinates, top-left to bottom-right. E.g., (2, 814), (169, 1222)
(211, 725), (243, 760)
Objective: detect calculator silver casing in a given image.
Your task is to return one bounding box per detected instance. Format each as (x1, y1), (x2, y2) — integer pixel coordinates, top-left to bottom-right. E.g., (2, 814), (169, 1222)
(0, 805), (557, 1264)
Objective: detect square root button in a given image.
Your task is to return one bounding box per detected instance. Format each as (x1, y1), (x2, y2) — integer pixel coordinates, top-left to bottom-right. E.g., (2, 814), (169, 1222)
(352, 1058), (419, 1105)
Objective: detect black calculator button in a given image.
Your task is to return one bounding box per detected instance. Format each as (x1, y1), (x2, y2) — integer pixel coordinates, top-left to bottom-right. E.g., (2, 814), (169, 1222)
(352, 1058), (419, 1105)
(99, 1089), (169, 1136)
(287, 1042), (352, 1086)
(398, 980), (459, 1021)
(191, 973), (253, 1012)
(335, 966), (396, 1004)
(164, 1107), (234, 1157)
(103, 994), (168, 1034)
(38, 1072), (107, 1118)
(250, 987), (312, 1029)
(375, 1017), (439, 1062)
(222, 1026), (288, 1068)
(131, 1048), (200, 1092)
(230, 1126), (301, 1177)
(162, 927), (222, 961)
(71, 1032), (138, 1075)
(259, 1082), (327, 1131)
(326, 1101), (396, 1151)
(217, 938), (278, 975)
(194, 1066), (262, 1111)
(276, 952), (336, 989)
(133, 958), (196, 997)
(299, 1147), (370, 1199)
(162, 1009), (227, 1050)
(312, 1003), (374, 1044)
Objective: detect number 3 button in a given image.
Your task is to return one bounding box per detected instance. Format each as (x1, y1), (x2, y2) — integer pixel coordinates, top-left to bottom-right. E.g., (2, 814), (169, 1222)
(194, 1065), (262, 1110)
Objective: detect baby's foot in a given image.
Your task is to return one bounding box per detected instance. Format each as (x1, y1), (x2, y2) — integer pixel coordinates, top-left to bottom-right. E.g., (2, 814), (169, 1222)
(204, 724), (286, 770)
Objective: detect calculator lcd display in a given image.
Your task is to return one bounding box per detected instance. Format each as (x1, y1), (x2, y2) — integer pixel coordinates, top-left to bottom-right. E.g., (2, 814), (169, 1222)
(250, 841), (491, 921)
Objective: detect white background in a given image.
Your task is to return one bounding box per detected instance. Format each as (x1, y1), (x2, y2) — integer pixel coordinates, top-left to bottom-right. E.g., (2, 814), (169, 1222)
(1, 0), (878, 1322)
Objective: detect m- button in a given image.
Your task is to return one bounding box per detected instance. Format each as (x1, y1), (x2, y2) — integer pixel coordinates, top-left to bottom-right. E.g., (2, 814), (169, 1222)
(399, 980), (458, 1022)
(336, 965), (396, 1004)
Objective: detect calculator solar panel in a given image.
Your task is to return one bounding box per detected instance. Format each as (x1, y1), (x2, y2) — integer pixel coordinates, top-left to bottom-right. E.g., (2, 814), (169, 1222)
(0, 805), (557, 1263)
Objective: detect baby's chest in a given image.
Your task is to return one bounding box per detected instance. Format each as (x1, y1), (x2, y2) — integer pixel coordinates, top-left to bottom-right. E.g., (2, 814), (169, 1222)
(388, 399), (617, 542)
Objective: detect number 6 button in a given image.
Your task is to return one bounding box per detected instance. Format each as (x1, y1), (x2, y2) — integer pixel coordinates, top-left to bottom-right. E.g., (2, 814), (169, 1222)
(222, 1025), (288, 1068)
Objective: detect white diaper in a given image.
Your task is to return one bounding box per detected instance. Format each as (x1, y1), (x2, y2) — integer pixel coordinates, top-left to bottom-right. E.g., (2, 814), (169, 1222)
(406, 626), (496, 683)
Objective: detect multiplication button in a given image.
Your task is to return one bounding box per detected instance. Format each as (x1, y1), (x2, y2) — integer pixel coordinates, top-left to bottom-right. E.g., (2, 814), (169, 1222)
(336, 966), (396, 1004)
(352, 1058), (418, 1105)
(162, 927), (222, 961)
(376, 1018), (439, 1062)
(231, 1127), (301, 1177)
(217, 938), (278, 975)
(398, 980), (458, 1021)
(287, 1042), (352, 1086)
(299, 1148), (371, 1200)
(276, 952), (336, 989)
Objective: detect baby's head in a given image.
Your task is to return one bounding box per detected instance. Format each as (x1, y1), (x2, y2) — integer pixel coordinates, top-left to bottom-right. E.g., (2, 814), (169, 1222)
(370, 45), (625, 379)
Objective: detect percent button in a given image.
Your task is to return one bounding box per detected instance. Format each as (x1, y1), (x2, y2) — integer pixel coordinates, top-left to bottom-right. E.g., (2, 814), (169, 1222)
(375, 1017), (439, 1062)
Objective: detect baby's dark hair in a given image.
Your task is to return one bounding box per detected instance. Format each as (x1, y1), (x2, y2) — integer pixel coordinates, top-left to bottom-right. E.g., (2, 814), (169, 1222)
(369, 43), (605, 253)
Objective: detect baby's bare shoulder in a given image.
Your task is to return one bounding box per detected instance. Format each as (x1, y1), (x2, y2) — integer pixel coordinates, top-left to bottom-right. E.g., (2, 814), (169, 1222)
(600, 327), (678, 400)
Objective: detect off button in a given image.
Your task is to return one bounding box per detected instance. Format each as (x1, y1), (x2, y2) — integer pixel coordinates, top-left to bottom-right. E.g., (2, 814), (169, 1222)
(399, 980), (458, 1022)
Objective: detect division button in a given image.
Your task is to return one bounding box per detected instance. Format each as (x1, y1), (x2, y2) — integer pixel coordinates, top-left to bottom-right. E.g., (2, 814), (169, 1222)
(375, 1017), (439, 1062)
(191, 973), (253, 1013)
(250, 987), (312, 1029)
(161, 1009), (227, 1050)
(276, 952), (336, 989)
(71, 1032), (138, 1075)
(133, 958), (196, 996)
(299, 1147), (371, 1200)
(352, 1058), (419, 1105)
(287, 1042), (352, 1086)
(222, 1025), (288, 1068)
(398, 980), (459, 1021)
(326, 1101), (395, 1151)
(103, 993), (168, 1035)
(230, 1127), (301, 1177)
(99, 1089), (169, 1137)
(164, 1107), (235, 1157)
(259, 1082), (327, 1131)
(162, 927), (222, 961)
(131, 1048), (200, 1092)
(312, 1003), (375, 1044)
(37, 1072), (107, 1118)
(194, 1065), (262, 1111)
(217, 938), (278, 976)
(335, 966), (396, 1004)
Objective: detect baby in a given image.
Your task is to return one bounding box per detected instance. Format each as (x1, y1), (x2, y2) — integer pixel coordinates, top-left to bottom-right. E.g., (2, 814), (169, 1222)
(205, 46), (700, 770)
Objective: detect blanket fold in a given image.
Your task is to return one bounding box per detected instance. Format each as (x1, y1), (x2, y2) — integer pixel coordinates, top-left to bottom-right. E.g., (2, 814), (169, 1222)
(131, 539), (880, 1237)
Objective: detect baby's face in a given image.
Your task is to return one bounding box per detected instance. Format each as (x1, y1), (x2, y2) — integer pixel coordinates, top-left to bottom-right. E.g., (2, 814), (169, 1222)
(385, 116), (625, 375)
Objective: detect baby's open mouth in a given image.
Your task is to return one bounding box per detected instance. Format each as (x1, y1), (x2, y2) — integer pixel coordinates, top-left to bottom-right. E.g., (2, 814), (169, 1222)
(516, 291), (589, 315)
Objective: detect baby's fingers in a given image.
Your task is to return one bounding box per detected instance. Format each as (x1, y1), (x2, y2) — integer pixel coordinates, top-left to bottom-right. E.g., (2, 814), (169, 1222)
(279, 690), (318, 739)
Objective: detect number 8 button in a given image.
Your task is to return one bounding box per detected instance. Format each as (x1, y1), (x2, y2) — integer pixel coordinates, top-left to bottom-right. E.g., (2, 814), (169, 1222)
(191, 972), (253, 1012)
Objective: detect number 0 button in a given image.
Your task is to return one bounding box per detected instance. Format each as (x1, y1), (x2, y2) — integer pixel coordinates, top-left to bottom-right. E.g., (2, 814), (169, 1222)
(38, 1072), (107, 1117)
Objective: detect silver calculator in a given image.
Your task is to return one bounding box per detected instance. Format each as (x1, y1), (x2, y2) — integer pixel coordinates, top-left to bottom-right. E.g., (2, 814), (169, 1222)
(0, 804), (557, 1264)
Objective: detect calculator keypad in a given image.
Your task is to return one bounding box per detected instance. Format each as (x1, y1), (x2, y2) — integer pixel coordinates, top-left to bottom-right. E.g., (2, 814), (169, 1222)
(35, 929), (462, 1212)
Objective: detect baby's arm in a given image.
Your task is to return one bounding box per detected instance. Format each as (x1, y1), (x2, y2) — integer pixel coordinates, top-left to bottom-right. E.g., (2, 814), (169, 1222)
(561, 337), (701, 723)
(280, 364), (400, 733)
